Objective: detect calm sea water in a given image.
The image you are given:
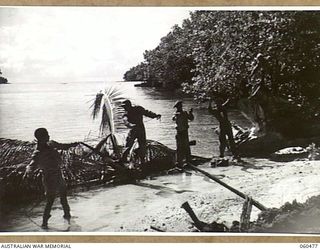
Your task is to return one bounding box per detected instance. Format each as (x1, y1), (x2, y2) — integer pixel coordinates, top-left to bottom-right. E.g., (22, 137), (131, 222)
(0, 81), (249, 158)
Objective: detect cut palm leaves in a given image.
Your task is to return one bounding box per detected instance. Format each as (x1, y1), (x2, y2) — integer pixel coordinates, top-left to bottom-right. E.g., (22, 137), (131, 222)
(90, 87), (126, 158)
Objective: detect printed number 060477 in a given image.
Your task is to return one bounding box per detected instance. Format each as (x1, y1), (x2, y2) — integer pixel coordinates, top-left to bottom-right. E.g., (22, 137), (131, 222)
(300, 244), (318, 248)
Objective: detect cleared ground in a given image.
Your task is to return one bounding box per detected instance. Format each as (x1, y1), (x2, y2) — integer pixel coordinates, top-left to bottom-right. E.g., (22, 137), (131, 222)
(1, 158), (320, 233)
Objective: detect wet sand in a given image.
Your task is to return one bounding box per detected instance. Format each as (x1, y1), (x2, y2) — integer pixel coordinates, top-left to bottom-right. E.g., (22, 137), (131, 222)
(2, 158), (320, 233)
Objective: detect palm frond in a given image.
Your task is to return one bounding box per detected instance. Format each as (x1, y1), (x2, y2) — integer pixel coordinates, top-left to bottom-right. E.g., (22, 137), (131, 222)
(100, 103), (109, 134)
(94, 135), (111, 152)
(91, 92), (104, 120)
(103, 95), (115, 134)
(90, 87), (126, 135)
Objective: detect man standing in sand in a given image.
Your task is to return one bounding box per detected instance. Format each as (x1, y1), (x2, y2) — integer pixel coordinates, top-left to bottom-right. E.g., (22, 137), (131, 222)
(172, 100), (194, 167)
(121, 99), (161, 164)
(208, 98), (239, 160)
(23, 128), (79, 229)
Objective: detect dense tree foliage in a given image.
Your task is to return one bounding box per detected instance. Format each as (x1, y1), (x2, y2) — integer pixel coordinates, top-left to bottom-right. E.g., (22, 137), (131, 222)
(124, 23), (195, 88)
(184, 12), (319, 105)
(123, 62), (148, 81)
(123, 11), (320, 137)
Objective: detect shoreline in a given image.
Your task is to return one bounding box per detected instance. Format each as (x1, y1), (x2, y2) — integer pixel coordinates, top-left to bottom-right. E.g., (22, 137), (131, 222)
(1, 155), (320, 233)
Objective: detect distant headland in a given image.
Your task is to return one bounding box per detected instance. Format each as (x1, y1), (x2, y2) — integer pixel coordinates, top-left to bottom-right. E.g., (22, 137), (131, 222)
(0, 69), (9, 84)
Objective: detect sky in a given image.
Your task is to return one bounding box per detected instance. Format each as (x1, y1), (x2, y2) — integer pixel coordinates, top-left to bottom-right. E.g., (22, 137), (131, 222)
(0, 7), (191, 83)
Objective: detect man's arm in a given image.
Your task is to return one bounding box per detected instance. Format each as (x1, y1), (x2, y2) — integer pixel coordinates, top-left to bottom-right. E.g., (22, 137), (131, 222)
(49, 140), (79, 150)
(23, 150), (39, 178)
(123, 115), (136, 128)
(187, 109), (194, 121)
(141, 107), (161, 119)
(222, 98), (230, 108)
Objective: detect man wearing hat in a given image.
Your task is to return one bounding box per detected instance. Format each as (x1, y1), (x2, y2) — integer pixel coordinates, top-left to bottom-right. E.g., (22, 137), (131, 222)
(172, 101), (194, 167)
(121, 99), (161, 164)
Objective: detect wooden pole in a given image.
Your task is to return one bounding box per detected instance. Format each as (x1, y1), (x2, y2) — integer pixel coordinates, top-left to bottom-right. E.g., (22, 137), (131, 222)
(188, 163), (268, 211)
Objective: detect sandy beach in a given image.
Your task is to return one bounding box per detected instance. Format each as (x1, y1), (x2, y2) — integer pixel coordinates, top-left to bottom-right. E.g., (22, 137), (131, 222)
(2, 158), (319, 233)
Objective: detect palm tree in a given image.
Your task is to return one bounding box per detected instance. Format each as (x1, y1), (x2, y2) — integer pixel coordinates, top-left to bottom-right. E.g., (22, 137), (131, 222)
(90, 87), (126, 158)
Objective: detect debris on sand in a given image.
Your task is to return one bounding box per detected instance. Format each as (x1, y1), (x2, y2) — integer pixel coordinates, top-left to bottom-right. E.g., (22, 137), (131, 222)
(179, 195), (320, 234)
(271, 147), (308, 162)
(250, 195), (320, 233)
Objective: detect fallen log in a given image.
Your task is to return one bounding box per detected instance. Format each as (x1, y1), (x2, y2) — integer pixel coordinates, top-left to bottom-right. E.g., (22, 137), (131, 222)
(181, 202), (206, 231)
(187, 163), (268, 211)
(181, 201), (228, 232)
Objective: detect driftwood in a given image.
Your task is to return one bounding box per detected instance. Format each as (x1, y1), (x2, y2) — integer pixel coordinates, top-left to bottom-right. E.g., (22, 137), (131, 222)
(181, 201), (228, 232)
(240, 196), (253, 232)
(187, 163), (268, 211)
